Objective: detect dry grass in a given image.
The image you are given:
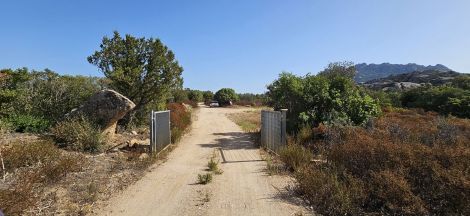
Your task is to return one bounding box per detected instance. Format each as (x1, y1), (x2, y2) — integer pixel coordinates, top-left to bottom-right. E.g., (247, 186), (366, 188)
(51, 116), (106, 153)
(0, 136), (175, 215)
(0, 140), (85, 215)
(279, 143), (312, 172)
(227, 109), (262, 133)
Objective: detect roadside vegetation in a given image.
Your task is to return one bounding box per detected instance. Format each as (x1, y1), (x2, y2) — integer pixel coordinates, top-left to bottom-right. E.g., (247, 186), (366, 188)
(0, 31), (202, 215)
(261, 62), (470, 215)
(214, 88), (239, 106)
(227, 109), (263, 133)
(235, 93), (268, 107)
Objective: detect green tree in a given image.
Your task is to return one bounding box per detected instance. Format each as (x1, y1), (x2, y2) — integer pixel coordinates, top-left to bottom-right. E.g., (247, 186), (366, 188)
(202, 91), (214, 103)
(87, 31), (183, 125)
(187, 89), (203, 102)
(214, 88), (238, 106)
(172, 89), (188, 103)
(317, 61), (356, 80)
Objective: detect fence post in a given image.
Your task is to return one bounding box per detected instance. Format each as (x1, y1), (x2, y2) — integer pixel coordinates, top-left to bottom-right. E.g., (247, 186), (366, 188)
(168, 110), (172, 144)
(280, 109), (288, 146)
(150, 110), (154, 153)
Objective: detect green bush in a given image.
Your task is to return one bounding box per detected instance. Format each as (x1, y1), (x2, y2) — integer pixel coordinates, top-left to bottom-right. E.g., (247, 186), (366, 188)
(197, 173), (213, 184)
(0, 68), (30, 114)
(172, 89), (189, 103)
(267, 63), (380, 130)
(214, 88), (239, 106)
(0, 118), (12, 134)
(1, 68), (101, 128)
(51, 117), (105, 153)
(13, 70), (101, 123)
(187, 89), (204, 102)
(6, 114), (50, 133)
(202, 91), (214, 103)
(401, 85), (470, 118)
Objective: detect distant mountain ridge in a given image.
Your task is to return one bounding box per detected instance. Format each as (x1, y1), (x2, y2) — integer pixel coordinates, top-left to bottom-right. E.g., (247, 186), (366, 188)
(354, 63), (451, 83)
(363, 70), (467, 91)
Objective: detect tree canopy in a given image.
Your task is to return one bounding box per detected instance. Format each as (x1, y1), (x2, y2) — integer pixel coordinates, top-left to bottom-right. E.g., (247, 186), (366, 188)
(214, 88), (238, 106)
(88, 31), (183, 125)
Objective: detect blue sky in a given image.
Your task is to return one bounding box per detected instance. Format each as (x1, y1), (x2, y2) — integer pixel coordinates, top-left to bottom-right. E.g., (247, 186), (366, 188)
(1, 0), (469, 93)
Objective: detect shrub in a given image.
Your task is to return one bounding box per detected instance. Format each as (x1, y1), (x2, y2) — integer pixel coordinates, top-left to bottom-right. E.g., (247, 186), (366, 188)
(0, 118), (12, 134)
(197, 173), (213, 184)
(279, 143), (312, 171)
(167, 103), (191, 142)
(208, 157), (218, 172)
(202, 91), (214, 103)
(2, 140), (61, 170)
(207, 152), (222, 174)
(6, 114), (50, 133)
(214, 88), (238, 106)
(11, 70), (101, 123)
(187, 89), (204, 102)
(0, 68), (29, 115)
(0, 140), (84, 214)
(295, 166), (365, 215)
(51, 117), (105, 153)
(235, 93), (267, 107)
(267, 64), (381, 131)
(401, 85), (470, 118)
(289, 110), (470, 215)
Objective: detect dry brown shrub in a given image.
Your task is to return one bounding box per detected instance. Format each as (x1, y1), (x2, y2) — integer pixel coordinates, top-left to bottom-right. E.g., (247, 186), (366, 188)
(279, 143), (312, 171)
(295, 165), (365, 215)
(51, 116), (105, 153)
(291, 110), (470, 215)
(0, 140), (84, 214)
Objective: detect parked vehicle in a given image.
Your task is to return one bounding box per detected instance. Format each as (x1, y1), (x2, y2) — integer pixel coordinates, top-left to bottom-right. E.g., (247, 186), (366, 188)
(209, 101), (219, 107)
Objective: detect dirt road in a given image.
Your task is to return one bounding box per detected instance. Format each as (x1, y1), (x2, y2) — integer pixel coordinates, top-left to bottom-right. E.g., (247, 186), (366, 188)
(96, 107), (311, 216)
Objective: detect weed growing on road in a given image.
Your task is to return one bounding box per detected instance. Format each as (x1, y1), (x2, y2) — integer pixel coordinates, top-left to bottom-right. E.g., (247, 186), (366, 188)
(197, 173), (213, 185)
(207, 151), (223, 174)
(207, 157), (218, 172)
(202, 192), (211, 202)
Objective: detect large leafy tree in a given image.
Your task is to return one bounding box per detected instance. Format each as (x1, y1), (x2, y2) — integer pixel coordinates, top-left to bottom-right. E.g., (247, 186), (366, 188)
(187, 89), (204, 102)
(88, 31), (183, 125)
(214, 88), (238, 106)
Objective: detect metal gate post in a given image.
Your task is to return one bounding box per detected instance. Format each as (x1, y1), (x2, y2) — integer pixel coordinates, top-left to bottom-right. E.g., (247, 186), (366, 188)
(280, 109), (288, 146)
(150, 110), (155, 153)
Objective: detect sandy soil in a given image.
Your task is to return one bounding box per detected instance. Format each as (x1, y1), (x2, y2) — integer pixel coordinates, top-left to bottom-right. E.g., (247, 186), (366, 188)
(95, 106), (311, 216)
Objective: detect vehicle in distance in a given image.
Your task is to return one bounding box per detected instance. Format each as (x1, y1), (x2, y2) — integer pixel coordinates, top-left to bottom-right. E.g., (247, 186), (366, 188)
(209, 101), (219, 107)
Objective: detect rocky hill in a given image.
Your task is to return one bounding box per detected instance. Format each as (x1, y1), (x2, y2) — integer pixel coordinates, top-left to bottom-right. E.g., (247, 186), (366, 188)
(355, 63), (451, 83)
(363, 70), (467, 91)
